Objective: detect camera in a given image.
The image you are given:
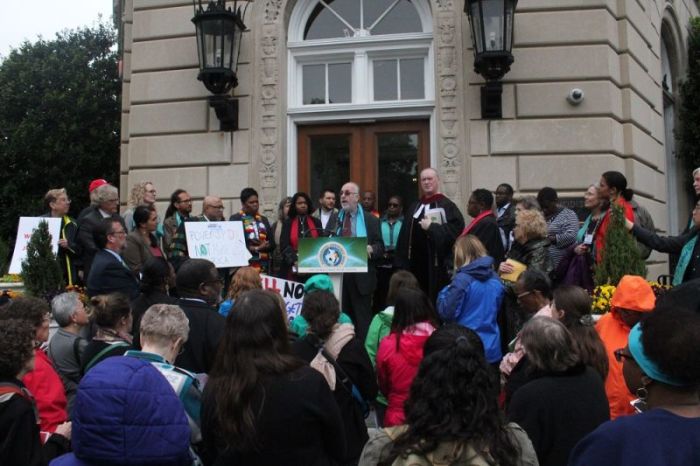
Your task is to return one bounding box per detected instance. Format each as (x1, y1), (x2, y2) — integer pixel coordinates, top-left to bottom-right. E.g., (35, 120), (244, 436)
(567, 88), (585, 105)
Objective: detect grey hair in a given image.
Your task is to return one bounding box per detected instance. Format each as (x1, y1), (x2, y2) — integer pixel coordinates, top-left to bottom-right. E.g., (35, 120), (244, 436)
(51, 292), (81, 327)
(520, 316), (580, 373)
(694, 167), (700, 177)
(515, 195), (541, 211)
(92, 184), (118, 204)
(140, 304), (190, 346)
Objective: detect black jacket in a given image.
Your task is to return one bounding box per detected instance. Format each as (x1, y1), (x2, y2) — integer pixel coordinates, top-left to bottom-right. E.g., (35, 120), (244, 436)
(77, 207), (123, 277)
(174, 298), (226, 374)
(292, 334), (378, 463)
(468, 215), (505, 265)
(633, 225), (700, 283)
(201, 366), (346, 466)
(507, 364), (610, 466)
(0, 378), (70, 465)
(86, 249), (140, 300)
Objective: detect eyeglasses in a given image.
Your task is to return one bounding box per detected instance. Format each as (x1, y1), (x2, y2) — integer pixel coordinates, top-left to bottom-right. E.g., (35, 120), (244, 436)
(516, 291), (532, 299)
(110, 229), (127, 236)
(177, 198), (192, 204)
(206, 205), (225, 210)
(146, 189), (156, 194)
(340, 190), (358, 196)
(613, 348), (634, 363)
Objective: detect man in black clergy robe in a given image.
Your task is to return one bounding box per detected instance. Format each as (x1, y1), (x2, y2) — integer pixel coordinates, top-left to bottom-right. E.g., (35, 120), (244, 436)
(395, 168), (465, 302)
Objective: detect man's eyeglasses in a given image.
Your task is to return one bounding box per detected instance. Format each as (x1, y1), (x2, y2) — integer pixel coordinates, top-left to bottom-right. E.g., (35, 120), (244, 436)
(516, 291), (532, 299)
(613, 348), (634, 363)
(340, 190), (358, 196)
(177, 198), (192, 204)
(110, 229), (127, 236)
(207, 205), (225, 210)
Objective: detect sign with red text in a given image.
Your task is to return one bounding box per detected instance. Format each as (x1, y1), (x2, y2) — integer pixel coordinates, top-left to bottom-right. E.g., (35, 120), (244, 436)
(9, 217), (62, 274)
(261, 274), (305, 322)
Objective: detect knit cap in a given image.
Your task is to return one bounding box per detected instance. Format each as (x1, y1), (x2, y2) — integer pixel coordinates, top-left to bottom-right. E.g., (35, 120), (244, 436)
(610, 275), (656, 313)
(304, 274), (334, 294)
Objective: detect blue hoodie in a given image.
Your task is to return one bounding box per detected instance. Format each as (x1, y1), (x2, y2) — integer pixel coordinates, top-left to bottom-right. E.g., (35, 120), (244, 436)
(437, 256), (504, 363)
(50, 357), (192, 466)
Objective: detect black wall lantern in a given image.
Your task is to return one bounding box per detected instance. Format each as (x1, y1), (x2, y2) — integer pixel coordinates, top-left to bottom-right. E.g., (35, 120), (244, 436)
(464, 0), (517, 119)
(192, 0), (247, 131)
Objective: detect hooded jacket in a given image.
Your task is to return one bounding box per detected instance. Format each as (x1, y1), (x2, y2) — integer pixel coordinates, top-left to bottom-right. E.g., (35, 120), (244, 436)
(50, 357), (192, 466)
(595, 275), (655, 420)
(376, 322), (436, 427)
(437, 256), (504, 363)
(290, 274), (352, 336)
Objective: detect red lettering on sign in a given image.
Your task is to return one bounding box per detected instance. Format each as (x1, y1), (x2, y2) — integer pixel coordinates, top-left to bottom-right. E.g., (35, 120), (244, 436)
(263, 277), (281, 294)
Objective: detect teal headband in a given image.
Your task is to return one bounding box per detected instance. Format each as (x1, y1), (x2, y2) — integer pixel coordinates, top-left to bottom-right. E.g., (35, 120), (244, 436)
(628, 323), (687, 387)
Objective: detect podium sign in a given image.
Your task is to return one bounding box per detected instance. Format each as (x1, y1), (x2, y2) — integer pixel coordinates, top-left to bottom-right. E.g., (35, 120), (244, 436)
(298, 237), (368, 274)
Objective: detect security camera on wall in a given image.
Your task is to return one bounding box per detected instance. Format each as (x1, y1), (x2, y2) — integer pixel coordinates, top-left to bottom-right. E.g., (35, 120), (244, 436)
(567, 88), (585, 105)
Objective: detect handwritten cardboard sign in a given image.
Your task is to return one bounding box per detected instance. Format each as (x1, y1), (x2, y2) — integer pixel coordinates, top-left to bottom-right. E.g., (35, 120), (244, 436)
(185, 221), (251, 268)
(261, 274), (305, 322)
(9, 217), (62, 274)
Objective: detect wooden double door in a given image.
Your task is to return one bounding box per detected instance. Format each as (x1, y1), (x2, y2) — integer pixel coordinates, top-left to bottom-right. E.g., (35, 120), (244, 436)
(297, 120), (430, 212)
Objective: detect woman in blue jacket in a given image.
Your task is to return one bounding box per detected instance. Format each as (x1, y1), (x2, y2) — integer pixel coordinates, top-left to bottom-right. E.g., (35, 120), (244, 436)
(437, 235), (504, 364)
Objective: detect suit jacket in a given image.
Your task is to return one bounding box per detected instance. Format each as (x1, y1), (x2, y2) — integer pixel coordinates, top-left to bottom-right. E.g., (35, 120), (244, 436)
(312, 208), (339, 233)
(174, 298), (226, 374)
(339, 210), (384, 295)
(86, 249), (140, 300)
(469, 215), (506, 265)
(77, 207), (123, 277)
(498, 203), (516, 248)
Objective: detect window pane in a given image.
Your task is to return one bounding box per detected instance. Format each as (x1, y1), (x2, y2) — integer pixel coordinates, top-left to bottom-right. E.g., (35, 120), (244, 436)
(328, 63), (352, 103)
(371, 0), (422, 35)
(303, 64), (326, 104)
(373, 59), (398, 101)
(376, 132), (420, 211)
(482, 0), (505, 51)
(304, 0), (359, 40)
(400, 58), (424, 100)
(309, 135), (351, 203)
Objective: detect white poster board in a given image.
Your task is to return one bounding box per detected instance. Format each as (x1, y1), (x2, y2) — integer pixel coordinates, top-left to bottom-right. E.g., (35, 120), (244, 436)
(185, 221), (251, 268)
(261, 274), (305, 322)
(9, 217), (62, 274)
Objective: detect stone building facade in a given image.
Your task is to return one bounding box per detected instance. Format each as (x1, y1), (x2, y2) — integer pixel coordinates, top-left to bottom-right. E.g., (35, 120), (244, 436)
(116, 0), (699, 278)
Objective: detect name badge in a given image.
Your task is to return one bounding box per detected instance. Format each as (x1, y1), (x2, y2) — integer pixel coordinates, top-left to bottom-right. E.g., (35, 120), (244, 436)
(584, 233), (594, 246)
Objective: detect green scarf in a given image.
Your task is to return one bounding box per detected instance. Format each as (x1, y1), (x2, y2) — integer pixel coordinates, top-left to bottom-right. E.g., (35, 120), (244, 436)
(673, 231), (699, 286)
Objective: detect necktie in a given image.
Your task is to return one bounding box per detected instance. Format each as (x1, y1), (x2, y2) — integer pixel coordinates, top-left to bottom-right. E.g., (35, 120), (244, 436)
(342, 213), (352, 237)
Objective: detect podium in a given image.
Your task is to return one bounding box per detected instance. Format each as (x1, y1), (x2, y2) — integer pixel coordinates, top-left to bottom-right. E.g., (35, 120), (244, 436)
(297, 237), (369, 303)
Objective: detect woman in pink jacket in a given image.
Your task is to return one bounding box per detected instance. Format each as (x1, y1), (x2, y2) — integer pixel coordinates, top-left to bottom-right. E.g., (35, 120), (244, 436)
(376, 288), (438, 427)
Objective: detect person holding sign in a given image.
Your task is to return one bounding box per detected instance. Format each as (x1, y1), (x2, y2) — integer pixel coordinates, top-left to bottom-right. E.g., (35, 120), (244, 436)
(280, 192), (323, 281)
(230, 188), (274, 275)
(42, 188), (82, 286)
(395, 168), (465, 303)
(337, 182), (383, 342)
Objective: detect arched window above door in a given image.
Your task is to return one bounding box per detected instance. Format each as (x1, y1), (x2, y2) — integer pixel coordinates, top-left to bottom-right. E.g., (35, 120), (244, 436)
(303, 0), (424, 40)
(288, 0), (434, 109)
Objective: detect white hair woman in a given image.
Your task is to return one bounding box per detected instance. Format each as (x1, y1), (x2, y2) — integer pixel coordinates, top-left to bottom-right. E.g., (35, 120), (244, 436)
(507, 317), (609, 466)
(47, 292), (89, 415)
(125, 304), (203, 445)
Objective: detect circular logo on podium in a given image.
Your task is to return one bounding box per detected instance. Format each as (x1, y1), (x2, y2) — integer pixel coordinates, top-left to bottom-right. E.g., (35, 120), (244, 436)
(318, 242), (347, 268)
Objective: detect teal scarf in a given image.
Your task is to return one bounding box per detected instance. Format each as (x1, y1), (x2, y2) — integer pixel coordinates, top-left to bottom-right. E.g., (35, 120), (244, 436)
(673, 230), (699, 286)
(337, 205), (368, 237)
(576, 214), (592, 243)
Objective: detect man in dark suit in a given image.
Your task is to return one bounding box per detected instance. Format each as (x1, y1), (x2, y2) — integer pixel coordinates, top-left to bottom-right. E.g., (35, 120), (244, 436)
(174, 259), (226, 374)
(77, 183), (122, 278)
(312, 188), (339, 234)
(461, 189), (505, 265)
(337, 181), (384, 342)
(495, 183), (516, 250)
(86, 218), (140, 300)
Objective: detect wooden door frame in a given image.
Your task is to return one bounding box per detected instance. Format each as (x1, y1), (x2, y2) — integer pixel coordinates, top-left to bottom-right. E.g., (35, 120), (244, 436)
(297, 120), (430, 196)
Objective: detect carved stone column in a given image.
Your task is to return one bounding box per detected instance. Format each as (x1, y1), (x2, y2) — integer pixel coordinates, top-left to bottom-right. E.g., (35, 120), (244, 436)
(432, 0), (467, 208)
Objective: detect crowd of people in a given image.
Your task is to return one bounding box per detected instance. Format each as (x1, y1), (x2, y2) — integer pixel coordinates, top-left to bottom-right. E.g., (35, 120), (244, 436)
(1, 167), (700, 465)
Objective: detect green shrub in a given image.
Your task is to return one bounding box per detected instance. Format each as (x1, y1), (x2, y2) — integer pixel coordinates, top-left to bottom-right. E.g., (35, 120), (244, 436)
(21, 221), (63, 298)
(595, 204), (647, 286)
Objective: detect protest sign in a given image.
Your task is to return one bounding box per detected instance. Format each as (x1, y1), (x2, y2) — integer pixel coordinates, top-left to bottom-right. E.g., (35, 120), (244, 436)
(185, 221), (251, 268)
(261, 274), (305, 322)
(9, 217), (62, 274)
